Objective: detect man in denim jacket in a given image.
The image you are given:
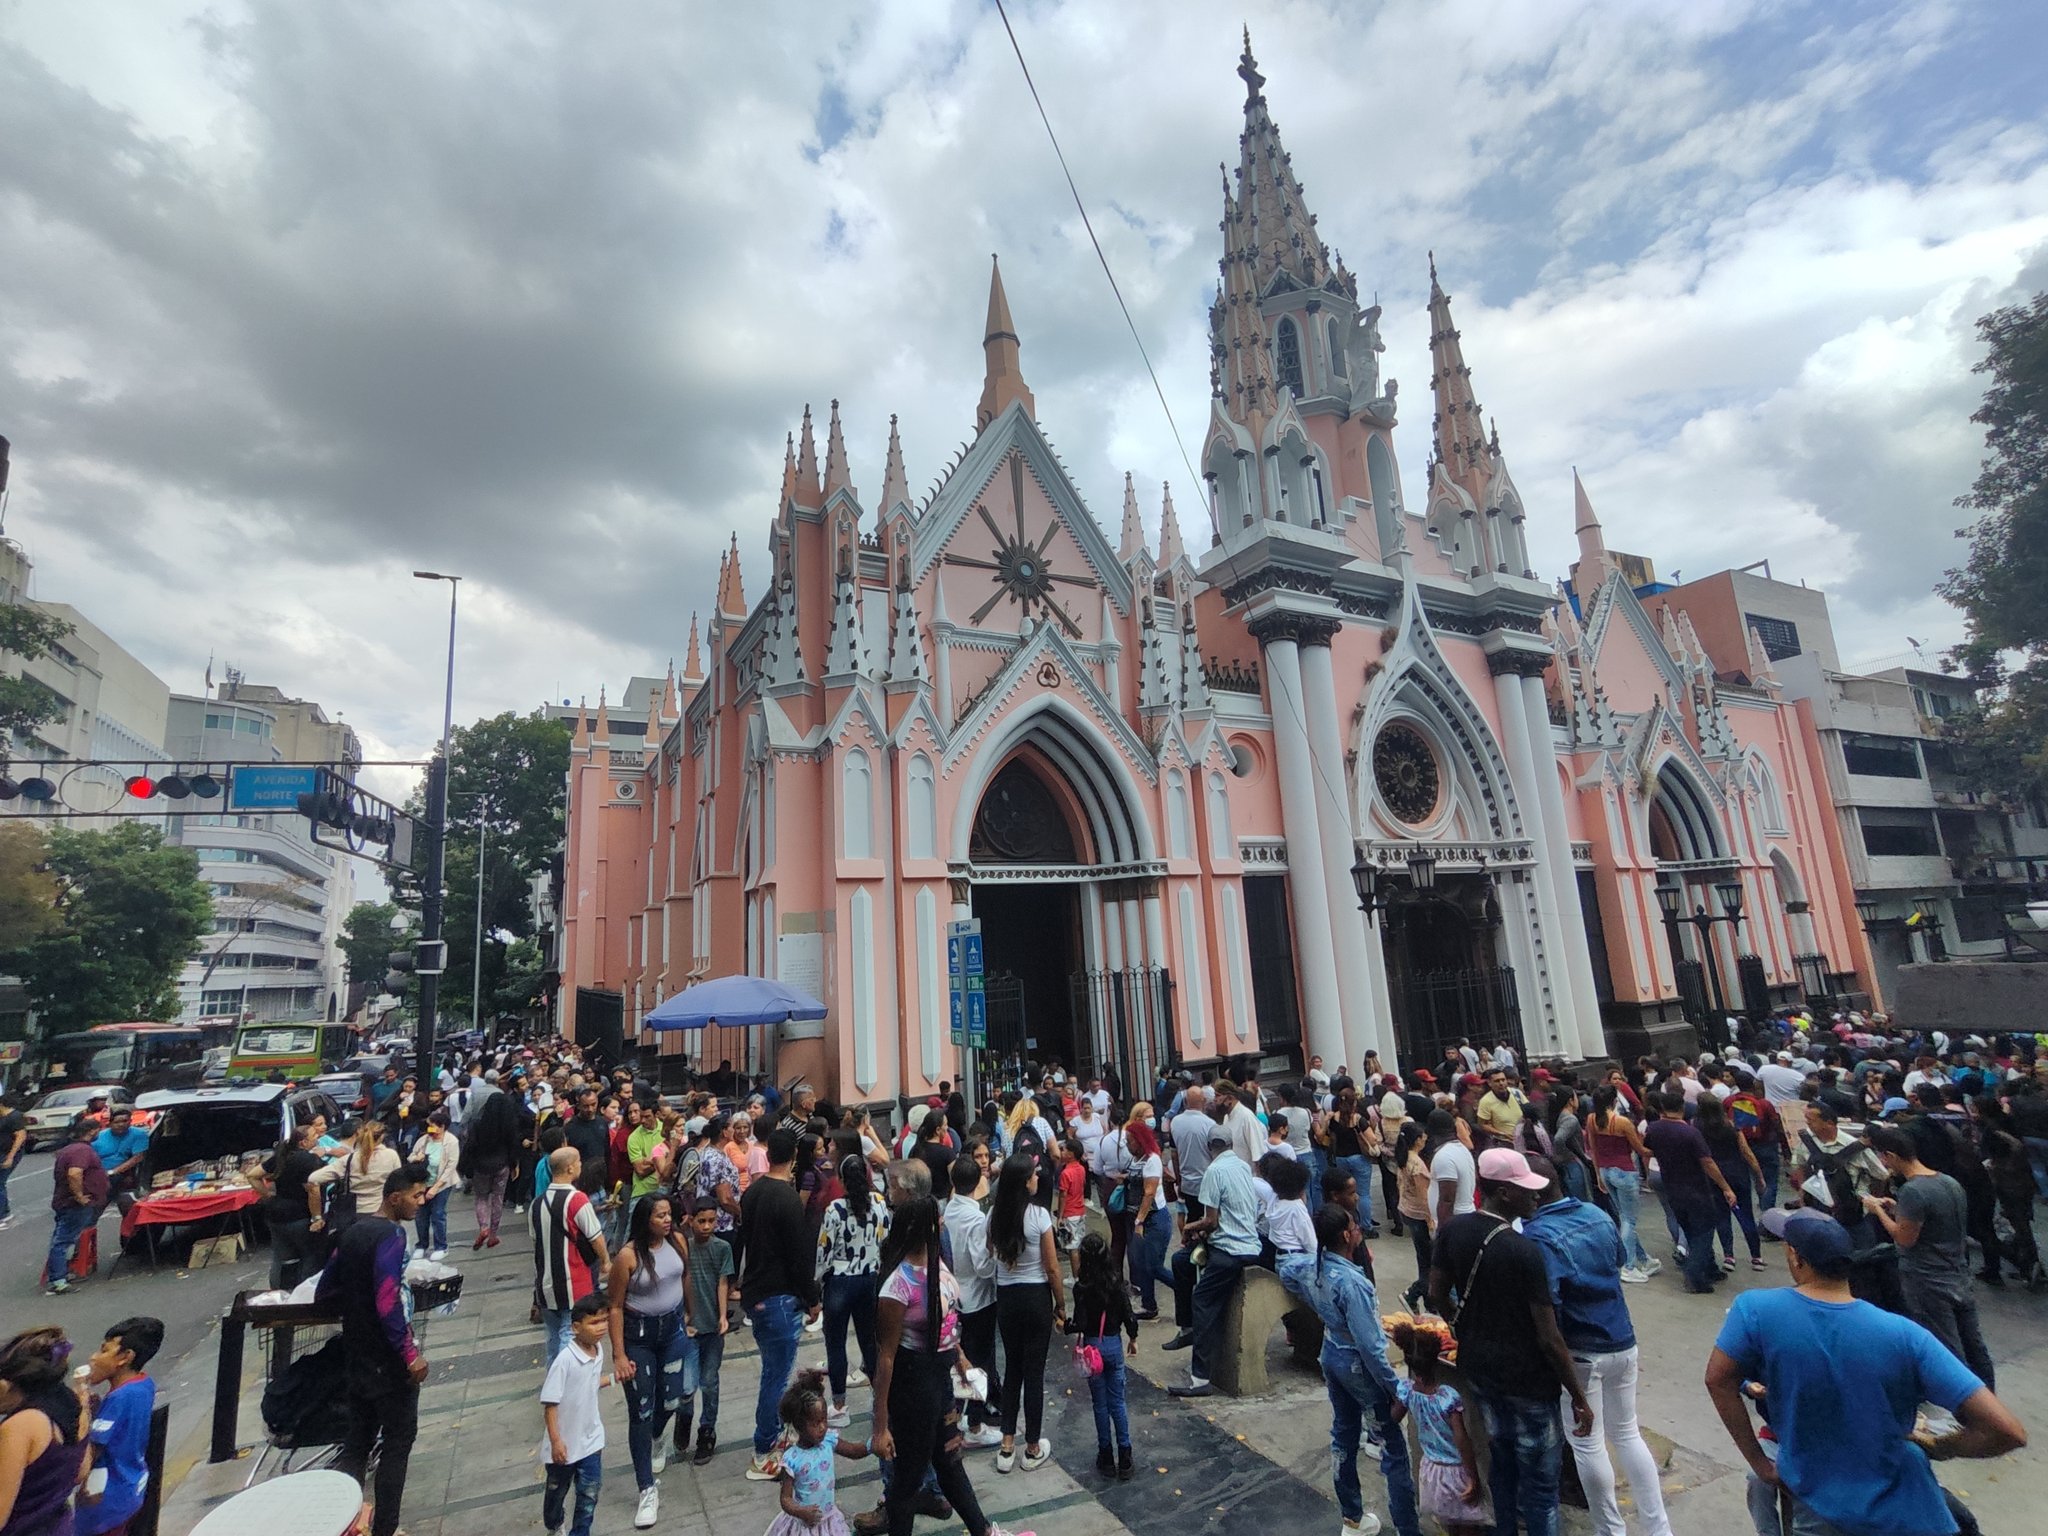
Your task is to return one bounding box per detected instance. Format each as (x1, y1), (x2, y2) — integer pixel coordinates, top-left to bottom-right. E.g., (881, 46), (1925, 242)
(1525, 1156), (1673, 1536)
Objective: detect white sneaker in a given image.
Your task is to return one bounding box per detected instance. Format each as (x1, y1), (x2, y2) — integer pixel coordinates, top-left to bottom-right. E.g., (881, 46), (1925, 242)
(745, 1452), (782, 1481)
(412, 1247), (428, 1261)
(650, 1448), (667, 1475)
(995, 1443), (1017, 1474)
(429, 1248), (448, 1262)
(1341, 1517), (1383, 1535)
(961, 1424), (1004, 1450)
(803, 1314), (824, 1335)
(1641, 1257), (1664, 1277)
(826, 1403), (850, 1428)
(1021, 1437), (1052, 1471)
(847, 1367), (868, 1387)
(634, 1487), (659, 1529)
(1619, 1265), (1648, 1285)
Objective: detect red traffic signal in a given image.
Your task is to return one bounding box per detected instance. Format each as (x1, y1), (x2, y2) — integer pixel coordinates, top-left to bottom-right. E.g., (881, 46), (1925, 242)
(125, 775), (157, 799)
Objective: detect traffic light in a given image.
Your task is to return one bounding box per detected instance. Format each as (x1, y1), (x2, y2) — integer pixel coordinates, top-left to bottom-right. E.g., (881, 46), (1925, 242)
(0, 772), (58, 801)
(385, 947), (416, 993)
(120, 771), (222, 801)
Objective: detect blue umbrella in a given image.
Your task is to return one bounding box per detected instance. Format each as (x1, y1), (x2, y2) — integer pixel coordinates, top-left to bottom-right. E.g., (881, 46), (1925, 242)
(644, 974), (827, 1030)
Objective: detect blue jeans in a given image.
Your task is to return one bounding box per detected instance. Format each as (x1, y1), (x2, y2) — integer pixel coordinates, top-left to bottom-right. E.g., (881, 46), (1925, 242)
(1336, 1155), (1378, 1228)
(678, 1329), (724, 1438)
(1132, 1205), (1173, 1311)
(1745, 1472), (1857, 1536)
(621, 1308), (690, 1489)
(542, 1307), (572, 1365)
(2022, 1137), (2048, 1203)
(46, 1203), (92, 1287)
(749, 1293), (804, 1456)
(822, 1271), (879, 1400)
(1476, 1391), (1563, 1536)
(414, 1190), (449, 1251)
(542, 1449), (602, 1536)
(1670, 1198), (1724, 1292)
(1601, 1168), (1653, 1269)
(1086, 1333), (1130, 1451)
(1323, 1351), (1422, 1536)
(1756, 1143), (1782, 1209)
(0, 1157), (14, 1222)
(1560, 1159), (1590, 1202)
(1305, 1147), (1327, 1214)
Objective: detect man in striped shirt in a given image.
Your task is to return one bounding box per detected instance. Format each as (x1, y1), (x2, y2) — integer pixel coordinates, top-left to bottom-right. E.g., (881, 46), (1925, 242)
(533, 1147), (611, 1364)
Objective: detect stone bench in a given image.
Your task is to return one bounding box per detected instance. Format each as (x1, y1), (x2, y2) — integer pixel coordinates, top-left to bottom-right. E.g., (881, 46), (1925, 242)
(1212, 1265), (1323, 1396)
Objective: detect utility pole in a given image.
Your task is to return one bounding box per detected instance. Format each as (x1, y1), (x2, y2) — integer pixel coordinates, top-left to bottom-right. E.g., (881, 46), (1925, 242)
(471, 812), (487, 1032)
(415, 753), (447, 1073)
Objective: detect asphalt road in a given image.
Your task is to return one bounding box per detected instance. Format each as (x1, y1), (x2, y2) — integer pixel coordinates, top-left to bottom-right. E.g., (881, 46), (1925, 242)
(1, 1146), (270, 1376)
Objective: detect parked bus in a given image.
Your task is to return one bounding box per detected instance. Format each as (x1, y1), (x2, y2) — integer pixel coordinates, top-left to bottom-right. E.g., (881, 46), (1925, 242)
(228, 1019), (357, 1080)
(38, 1023), (209, 1096)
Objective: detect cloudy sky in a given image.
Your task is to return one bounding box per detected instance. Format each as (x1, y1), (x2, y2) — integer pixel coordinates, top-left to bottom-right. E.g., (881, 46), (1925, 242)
(4, 0), (2045, 795)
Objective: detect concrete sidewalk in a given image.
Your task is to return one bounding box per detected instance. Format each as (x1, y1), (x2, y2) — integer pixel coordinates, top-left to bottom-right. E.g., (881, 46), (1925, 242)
(157, 1198), (2046, 1536)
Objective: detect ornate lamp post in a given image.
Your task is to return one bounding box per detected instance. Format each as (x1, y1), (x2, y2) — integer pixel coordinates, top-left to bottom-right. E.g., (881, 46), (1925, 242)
(1655, 878), (1746, 1023)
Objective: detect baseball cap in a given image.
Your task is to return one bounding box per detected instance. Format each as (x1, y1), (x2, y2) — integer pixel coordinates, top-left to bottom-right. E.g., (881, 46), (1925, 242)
(1410, 1069), (1435, 1085)
(1476, 1147), (1547, 1191)
(1206, 1125), (1231, 1148)
(1759, 1207), (1853, 1276)
(1881, 1096), (1910, 1117)
(1774, 1051), (1794, 1063)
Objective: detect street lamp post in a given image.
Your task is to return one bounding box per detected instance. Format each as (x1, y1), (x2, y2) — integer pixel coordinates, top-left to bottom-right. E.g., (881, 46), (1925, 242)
(472, 811), (487, 1032)
(1655, 878), (1747, 1026)
(412, 571), (460, 1076)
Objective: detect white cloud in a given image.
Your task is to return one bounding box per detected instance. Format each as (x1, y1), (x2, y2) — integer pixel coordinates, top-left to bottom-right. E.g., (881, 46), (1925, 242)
(0, 0), (2042, 787)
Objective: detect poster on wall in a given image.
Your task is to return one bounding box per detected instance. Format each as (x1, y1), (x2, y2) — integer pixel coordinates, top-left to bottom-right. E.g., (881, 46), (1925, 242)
(777, 932), (828, 1041)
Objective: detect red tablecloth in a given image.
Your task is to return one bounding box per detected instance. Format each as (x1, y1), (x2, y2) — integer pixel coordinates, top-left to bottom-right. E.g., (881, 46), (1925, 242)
(123, 1184), (260, 1238)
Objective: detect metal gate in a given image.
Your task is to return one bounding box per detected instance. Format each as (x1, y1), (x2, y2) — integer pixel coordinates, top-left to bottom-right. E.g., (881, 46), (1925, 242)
(1674, 958), (1710, 1027)
(1736, 954), (1772, 1020)
(1392, 966), (1523, 1074)
(1070, 966), (1176, 1100)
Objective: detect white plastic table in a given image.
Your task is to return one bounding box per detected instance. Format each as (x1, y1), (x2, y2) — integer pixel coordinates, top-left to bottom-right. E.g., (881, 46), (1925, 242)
(189, 1468), (363, 1536)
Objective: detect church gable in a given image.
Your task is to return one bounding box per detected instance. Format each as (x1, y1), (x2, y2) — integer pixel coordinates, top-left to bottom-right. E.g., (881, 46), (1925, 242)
(1582, 576), (1688, 715)
(942, 620), (1156, 786)
(910, 402), (1135, 621)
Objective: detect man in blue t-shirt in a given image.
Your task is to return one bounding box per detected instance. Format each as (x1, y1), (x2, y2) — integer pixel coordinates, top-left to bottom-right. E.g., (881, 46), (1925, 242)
(90, 1108), (152, 1216)
(1706, 1208), (2027, 1536)
(78, 1315), (165, 1536)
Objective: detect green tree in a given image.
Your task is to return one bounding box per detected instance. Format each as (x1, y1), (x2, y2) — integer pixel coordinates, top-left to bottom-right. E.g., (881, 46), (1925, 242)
(0, 822), (60, 945)
(0, 823), (213, 1031)
(1938, 291), (2048, 800)
(340, 900), (407, 992)
(399, 709), (569, 1024)
(492, 937), (546, 1017)
(0, 601), (77, 759)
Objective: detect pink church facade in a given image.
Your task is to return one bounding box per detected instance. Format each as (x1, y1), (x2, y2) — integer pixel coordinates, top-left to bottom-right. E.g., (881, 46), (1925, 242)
(549, 40), (1870, 1101)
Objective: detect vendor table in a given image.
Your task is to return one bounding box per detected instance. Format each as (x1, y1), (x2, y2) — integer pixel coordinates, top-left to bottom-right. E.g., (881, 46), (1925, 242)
(121, 1183), (261, 1271)
(190, 1468), (363, 1536)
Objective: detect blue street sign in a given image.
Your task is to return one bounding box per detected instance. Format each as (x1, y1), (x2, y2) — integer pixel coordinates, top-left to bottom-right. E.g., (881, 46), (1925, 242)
(949, 988), (964, 1046)
(228, 764), (321, 811)
(965, 989), (987, 1048)
(947, 935), (963, 977)
(963, 933), (984, 974)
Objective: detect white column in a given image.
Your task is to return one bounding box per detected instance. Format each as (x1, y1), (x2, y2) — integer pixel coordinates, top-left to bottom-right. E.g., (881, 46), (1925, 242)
(1491, 669), (1568, 1057)
(1298, 639), (1390, 1070)
(1262, 633), (1347, 1071)
(1520, 672), (1604, 1058)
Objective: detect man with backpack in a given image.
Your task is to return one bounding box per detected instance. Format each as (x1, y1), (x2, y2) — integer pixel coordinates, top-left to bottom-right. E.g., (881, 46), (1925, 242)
(1790, 1102), (1885, 1239)
(1862, 1125), (1996, 1389)
(533, 1147), (611, 1364)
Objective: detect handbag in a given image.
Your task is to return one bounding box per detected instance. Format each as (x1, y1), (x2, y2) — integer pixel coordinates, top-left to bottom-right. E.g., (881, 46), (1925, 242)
(322, 1154), (360, 1234)
(1071, 1309), (1108, 1380)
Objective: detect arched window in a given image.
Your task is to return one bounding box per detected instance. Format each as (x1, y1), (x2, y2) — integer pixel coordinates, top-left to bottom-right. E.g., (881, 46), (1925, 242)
(1207, 772), (1233, 861)
(1328, 318), (1347, 380)
(907, 754), (936, 859)
(841, 747), (873, 859)
(1275, 318), (1304, 397)
(1167, 769), (1194, 860)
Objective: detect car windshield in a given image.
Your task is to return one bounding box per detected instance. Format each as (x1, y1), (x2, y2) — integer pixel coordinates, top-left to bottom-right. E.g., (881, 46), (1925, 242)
(41, 1087), (114, 1109)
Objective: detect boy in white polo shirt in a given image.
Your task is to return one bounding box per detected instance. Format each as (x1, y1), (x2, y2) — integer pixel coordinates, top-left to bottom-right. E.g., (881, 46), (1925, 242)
(540, 1293), (610, 1536)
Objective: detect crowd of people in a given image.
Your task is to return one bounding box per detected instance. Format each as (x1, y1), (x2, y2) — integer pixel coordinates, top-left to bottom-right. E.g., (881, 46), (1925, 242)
(4, 1010), (2043, 1536)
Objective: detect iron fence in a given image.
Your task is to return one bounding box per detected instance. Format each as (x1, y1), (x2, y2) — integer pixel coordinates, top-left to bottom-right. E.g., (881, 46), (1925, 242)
(1071, 966), (1177, 1101)
(1736, 954), (1772, 1020)
(1393, 966), (1523, 1076)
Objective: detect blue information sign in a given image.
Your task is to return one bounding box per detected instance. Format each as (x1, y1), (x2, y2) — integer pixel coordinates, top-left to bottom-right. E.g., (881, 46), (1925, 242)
(228, 764), (321, 811)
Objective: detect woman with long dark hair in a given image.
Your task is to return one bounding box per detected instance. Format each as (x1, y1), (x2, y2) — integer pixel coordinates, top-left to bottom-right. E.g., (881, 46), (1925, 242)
(1393, 1118), (1433, 1309)
(988, 1152), (1066, 1472)
(1695, 1095), (1764, 1271)
(0, 1327), (90, 1536)
(1587, 1085), (1656, 1281)
(818, 1154), (890, 1425)
(607, 1192), (691, 1527)
(869, 1197), (1024, 1536)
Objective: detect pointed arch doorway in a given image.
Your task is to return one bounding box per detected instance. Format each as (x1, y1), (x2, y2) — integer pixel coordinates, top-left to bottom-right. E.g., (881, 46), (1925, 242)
(969, 755), (1084, 1080)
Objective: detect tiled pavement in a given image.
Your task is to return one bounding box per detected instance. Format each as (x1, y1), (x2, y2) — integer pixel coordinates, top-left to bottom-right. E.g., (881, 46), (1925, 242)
(158, 1201), (2048, 1536)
